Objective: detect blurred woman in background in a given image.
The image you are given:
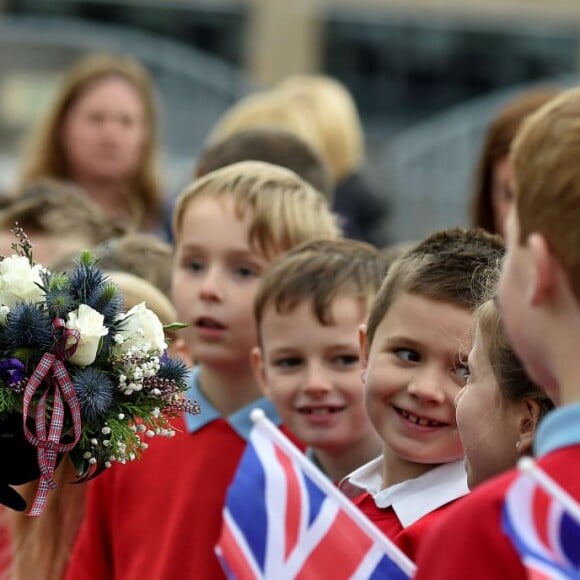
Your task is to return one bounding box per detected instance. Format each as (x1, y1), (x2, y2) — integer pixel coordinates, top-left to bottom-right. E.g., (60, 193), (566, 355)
(19, 53), (164, 234)
(470, 87), (560, 237)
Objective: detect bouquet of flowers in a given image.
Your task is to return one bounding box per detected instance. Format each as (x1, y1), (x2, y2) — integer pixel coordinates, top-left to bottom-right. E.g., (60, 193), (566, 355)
(0, 227), (200, 515)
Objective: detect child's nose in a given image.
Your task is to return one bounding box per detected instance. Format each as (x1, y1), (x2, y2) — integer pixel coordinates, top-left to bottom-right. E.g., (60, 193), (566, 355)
(198, 266), (224, 302)
(407, 368), (446, 404)
(302, 363), (332, 396)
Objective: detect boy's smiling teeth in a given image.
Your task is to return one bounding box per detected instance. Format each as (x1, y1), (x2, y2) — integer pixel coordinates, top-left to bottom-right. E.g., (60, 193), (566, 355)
(398, 408), (444, 427)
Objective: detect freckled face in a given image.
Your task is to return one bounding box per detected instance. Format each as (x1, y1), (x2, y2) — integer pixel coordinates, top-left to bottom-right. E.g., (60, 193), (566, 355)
(362, 292), (471, 475)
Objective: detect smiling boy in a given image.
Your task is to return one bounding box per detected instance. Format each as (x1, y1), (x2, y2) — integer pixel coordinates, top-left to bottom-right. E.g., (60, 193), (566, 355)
(252, 238), (385, 482)
(341, 228), (504, 558)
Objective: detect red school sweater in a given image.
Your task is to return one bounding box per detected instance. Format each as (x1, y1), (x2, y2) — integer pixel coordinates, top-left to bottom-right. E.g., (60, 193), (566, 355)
(65, 415), (244, 579)
(65, 412), (305, 580)
(414, 445), (580, 579)
(353, 490), (464, 560)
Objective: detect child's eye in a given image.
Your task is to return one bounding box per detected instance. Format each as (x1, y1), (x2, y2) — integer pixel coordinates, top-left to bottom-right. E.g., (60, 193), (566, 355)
(187, 260), (204, 272)
(235, 265), (258, 278)
(395, 348), (420, 363)
(274, 357), (302, 369)
(333, 354), (359, 368)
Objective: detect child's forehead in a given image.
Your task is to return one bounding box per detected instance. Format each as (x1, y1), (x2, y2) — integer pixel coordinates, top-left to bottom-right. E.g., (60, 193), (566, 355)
(261, 292), (369, 328)
(376, 291), (472, 349)
(388, 290), (470, 315)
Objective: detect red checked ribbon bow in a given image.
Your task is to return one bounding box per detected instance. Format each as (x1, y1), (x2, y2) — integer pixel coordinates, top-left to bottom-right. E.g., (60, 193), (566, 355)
(21, 318), (83, 516)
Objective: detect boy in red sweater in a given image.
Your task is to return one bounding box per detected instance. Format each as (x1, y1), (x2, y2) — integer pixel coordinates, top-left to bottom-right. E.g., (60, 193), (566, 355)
(65, 161), (340, 579)
(251, 238), (384, 484)
(415, 89), (580, 578)
(340, 228), (503, 559)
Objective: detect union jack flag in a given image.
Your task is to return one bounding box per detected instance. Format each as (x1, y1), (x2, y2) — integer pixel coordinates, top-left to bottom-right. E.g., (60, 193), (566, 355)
(502, 466), (580, 580)
(215, 410), (415, 579)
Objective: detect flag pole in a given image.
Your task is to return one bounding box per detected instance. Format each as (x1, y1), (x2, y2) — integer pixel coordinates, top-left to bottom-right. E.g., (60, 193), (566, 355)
(250, 409), (417, 577)
(518, 456), (580, 525)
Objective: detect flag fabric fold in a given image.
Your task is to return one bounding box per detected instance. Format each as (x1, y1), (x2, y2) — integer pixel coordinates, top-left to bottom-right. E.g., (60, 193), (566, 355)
(216, 410), (416, 579)
(502, 467), (580, 580)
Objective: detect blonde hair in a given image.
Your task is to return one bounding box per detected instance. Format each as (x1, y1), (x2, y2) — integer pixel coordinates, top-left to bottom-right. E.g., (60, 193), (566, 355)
(474, 299), (553, 415)
(106, 270), (176, 325)
(207, 91), (313, 147)
(255, 238), (385, 334)
(19, 53), (162, 230)
(172, 161), (341, 257)
(511, 87), (580, 302)
(275, 75), (364, 181)
(9, 459), (86, 580)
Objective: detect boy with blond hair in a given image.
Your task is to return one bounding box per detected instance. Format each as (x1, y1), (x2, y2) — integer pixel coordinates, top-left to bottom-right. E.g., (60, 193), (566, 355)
(341, 228), (503, 558)
(252, 238), (384, 483)
(65, 161), (341, 579)
(415, 89), (580, 578)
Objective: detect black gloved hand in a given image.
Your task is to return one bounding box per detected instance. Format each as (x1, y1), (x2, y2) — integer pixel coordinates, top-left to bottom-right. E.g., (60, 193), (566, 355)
(0, 412), (41, 511)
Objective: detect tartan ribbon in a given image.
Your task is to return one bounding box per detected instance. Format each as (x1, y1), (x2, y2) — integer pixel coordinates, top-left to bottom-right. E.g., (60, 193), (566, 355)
(21, 318), (83, 516)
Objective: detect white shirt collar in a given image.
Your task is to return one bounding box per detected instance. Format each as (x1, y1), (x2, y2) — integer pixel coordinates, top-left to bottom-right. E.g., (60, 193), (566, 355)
(340, 457), (470, 528)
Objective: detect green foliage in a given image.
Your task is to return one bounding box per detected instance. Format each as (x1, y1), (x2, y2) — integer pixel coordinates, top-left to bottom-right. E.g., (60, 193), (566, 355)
(0, 386), (19, 417)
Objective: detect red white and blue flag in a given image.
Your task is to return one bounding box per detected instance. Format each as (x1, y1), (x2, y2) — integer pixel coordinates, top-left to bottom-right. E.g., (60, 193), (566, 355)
(502, 461), (580, 580)
(215, 409), (416, 579)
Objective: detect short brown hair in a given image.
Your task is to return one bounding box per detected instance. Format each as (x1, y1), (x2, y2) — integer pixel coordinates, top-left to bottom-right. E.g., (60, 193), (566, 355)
(511, 87), (580, 303)
(195, 127), (334, 202)
(172, 161), (341, 258)
(255, 238), (386, 336)
(93, 233), (173, 298)
(475, 299), (553, 415)
(0, 178), (126, 241)
(471, 87), (561, 233)
(365, 228), (504, 351)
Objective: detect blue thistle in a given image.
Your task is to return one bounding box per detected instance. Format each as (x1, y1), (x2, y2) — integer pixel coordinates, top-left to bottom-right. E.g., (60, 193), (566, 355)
(85, 281), (124, 325)
(158, 356), (189, 386)
(4, 303), (53, 359)
(72, 367), (115, 424)
(43, 273), (75, 320)
(69, 255), (108, 306)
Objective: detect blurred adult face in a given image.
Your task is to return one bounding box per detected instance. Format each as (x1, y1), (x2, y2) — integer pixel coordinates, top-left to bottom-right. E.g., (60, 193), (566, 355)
(491, 155), (514, 237)
(62, 76), (148, 185)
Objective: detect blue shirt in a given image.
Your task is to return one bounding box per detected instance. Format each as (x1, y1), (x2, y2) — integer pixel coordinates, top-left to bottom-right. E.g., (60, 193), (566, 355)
(534, 403), (580, 457)
(183, 366), (281, 440)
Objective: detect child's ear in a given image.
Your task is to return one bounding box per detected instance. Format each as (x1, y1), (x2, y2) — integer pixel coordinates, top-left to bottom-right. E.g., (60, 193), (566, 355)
(250, 346), (271, 397)
(529, 233), (556, 307)
(358, 324), (369, 384)
(169, 336), (194, 368)
(515, 398), (542, 456)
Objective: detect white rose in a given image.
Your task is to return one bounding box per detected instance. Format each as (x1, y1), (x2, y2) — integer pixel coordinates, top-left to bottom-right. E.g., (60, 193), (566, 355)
(116, 302), (167, 355)
(0, 255), (45, 309)
(66, 304), (109, 366)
